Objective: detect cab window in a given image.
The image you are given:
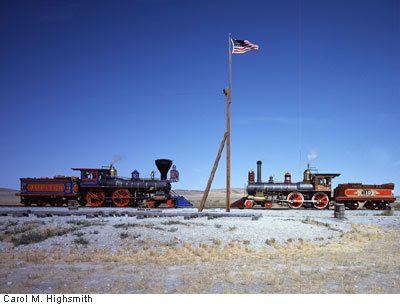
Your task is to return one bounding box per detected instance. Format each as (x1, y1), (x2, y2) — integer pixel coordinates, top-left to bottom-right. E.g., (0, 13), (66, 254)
(82, 171), (97, 180)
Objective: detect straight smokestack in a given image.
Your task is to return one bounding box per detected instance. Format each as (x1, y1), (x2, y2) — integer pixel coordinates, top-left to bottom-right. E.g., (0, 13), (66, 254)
(257, 161), (262, 183)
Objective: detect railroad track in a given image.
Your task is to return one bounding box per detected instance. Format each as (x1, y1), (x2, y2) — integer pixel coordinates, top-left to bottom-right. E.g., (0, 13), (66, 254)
(0, 207), (263, 220)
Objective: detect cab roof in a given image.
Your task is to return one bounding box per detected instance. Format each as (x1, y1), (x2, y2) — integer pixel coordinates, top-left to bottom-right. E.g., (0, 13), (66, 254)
(71, 168), (110, 172)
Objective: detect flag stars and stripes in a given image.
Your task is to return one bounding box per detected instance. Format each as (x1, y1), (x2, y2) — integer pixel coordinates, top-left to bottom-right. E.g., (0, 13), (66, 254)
(231, 38), (259, 54)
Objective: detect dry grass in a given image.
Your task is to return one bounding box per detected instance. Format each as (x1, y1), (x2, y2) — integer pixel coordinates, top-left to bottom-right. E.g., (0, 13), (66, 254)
(11, 227), (76, 246)
(0, 221), (76, 246)
(1, 224), (399, 293)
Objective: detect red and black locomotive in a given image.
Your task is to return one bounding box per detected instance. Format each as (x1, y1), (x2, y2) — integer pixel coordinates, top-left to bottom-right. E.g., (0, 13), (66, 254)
(232, 160), (395, 210)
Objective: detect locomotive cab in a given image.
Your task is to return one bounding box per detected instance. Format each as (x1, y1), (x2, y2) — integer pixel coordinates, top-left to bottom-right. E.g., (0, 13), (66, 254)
(313, 173), (340, 191)
(72, 168), (111, 186)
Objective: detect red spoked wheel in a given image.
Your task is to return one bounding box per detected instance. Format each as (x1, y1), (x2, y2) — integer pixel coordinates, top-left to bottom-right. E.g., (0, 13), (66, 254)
(264, 202), (272, 208)
(287, 192), (304, 209)
(112, 189), (130, 207)
(166, 199), (175, 208)
(147, 200), (155, 208)
(86, 190), (105, 207)
(244, 199), (254, 208)
(312, 192), (329, 209)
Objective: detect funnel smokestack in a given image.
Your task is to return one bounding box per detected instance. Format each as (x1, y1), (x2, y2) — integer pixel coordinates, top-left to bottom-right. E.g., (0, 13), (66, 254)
(257, 160), (262, 183)
(155, 159), (172, 180)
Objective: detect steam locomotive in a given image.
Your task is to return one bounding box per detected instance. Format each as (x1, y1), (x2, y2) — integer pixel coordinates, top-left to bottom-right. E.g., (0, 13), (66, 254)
(231, 160), (395, 210)
(17, 159), (192, 208)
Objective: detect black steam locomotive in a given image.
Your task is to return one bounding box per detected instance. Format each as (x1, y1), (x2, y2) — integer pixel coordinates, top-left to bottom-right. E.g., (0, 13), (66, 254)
(18, 159), (191, 208)
(233, 160), (340, 209)
(231, 160), (395, 210)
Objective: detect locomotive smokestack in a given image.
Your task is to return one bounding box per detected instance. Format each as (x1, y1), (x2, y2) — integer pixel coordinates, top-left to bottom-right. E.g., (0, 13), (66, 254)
(257, 161), (262, 183)
(155, 159), (172, 181)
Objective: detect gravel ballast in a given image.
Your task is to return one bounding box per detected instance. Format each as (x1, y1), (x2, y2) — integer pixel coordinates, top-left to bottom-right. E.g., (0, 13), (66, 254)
(1, 207), (399, 252)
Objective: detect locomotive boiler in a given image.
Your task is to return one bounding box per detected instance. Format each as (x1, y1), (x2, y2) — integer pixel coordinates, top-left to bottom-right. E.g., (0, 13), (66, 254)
(235, 160), (340, 209)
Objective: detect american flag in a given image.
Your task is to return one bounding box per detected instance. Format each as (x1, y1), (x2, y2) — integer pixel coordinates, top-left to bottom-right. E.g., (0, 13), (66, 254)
(231, 38), (259, 54)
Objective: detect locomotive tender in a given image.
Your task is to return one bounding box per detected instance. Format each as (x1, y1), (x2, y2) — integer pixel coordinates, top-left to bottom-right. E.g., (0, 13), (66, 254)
(17, 159), (191, 208)
(233, 160), (395, 210)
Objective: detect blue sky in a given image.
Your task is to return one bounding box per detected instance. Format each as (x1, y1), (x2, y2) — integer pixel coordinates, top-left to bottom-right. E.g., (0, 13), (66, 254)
(1, 0), (399, 194)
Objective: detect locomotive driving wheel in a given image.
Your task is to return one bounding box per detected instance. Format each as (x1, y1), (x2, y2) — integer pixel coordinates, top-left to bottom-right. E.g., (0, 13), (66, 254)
(86, 190), (105, 207)
(287, 192), (304, 209)
(112, 189), (130, 207)
(312, 192), (329, 209)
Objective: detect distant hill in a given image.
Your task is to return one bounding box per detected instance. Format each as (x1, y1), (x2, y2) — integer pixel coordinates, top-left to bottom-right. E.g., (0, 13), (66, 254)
(0, 188), (19, 205)
(0, 188), (18, 195)
(174, 188), (245, 208)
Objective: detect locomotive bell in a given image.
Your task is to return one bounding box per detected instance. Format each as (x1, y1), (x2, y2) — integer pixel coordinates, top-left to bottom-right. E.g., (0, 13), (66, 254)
(284, 172), (291, 184)
(303, 169), (311, 183)
(110, 165), (117, 177)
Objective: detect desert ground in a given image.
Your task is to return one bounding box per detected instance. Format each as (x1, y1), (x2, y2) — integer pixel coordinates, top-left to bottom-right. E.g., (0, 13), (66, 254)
(0, 188), (400, 294)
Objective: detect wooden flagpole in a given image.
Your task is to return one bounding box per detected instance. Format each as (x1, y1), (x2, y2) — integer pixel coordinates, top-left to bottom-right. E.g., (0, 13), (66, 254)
(226, 33), (232, 212)
(198, 34), (232, 213)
